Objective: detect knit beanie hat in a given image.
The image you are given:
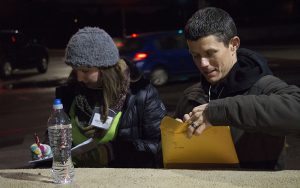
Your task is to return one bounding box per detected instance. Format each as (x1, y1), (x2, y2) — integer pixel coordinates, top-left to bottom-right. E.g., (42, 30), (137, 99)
(65, 27), (119, 68)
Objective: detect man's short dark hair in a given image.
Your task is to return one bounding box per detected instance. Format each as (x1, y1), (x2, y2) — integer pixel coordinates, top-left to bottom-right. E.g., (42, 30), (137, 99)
(184, 7), (237, 46)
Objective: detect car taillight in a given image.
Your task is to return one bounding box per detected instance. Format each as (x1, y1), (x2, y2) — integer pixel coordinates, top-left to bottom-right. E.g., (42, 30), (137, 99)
(131, 33), (138, 38)
(11, 36), (16, 43)
(133, 52), (148, 61)
(115, 41), (124, 48)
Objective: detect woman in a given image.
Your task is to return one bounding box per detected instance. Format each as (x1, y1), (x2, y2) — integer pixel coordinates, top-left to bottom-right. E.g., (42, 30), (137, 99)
(48, 27), (166, 168)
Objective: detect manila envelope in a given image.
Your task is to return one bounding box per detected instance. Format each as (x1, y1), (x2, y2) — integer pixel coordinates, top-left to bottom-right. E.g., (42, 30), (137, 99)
(160, 116), (239, 169)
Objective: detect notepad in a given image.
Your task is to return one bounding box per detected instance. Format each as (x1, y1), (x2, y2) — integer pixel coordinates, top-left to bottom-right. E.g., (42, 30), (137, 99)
(160, 116), (239, 169)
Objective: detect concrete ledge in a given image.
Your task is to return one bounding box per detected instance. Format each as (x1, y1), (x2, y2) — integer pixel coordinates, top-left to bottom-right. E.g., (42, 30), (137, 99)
(0, 168), (299, 187)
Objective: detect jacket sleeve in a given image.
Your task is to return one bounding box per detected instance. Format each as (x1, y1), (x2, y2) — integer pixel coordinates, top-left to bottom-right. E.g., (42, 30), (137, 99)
(132, 84), (166, 167)
(174, 82), (207, 119)
(207, 75), (300, 136)
(111, 84), (167, 168)
(141, 84), (167, 140)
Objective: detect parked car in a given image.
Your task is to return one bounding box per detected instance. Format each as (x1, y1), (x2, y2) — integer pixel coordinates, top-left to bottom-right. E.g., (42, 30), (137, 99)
(119, 30), (199, 86)
(0, 30), (49, 79)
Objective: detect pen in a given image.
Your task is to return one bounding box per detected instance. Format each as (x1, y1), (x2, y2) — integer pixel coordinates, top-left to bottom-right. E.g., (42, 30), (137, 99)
(34, 133), (44, 158)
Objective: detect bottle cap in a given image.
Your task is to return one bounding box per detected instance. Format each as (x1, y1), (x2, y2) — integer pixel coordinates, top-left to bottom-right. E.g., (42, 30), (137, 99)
(53, 98), (63, 109)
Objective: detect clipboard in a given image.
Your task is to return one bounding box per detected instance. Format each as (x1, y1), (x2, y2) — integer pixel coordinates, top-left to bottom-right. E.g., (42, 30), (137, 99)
(160, 116), (239, 169)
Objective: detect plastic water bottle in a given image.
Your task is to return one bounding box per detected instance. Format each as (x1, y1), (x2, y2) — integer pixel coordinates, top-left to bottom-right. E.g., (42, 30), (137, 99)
(47, 98), (74, 184)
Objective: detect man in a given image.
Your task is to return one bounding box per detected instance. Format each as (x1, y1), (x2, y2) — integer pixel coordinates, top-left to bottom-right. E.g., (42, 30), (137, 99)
(174, 7), (300, 170)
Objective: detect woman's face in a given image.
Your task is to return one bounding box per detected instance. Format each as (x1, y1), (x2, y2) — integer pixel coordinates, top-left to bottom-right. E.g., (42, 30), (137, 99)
(75, 67), (100, 89)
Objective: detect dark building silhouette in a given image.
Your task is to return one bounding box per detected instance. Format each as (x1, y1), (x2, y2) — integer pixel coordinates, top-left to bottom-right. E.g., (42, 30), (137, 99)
(0, 0), (299, 48)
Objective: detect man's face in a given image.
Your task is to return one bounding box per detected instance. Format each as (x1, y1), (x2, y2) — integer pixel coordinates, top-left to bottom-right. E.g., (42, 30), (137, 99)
(187, 35), (238, 84)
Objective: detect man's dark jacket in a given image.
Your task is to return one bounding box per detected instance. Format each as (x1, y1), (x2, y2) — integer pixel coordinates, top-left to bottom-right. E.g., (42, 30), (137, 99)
(175, 48), (300, 169)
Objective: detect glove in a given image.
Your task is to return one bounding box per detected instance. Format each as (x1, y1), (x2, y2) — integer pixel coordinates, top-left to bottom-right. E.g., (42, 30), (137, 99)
(76, 116), (107, 138)
(73, 142), (114, 167)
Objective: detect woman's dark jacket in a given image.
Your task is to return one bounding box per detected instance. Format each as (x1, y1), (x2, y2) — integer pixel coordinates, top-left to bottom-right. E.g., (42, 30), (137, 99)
(56, 62), (167, 168)
(174, 48), (300, 170)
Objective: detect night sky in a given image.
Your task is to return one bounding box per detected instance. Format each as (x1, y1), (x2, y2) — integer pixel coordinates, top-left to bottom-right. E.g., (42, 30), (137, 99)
(0, 0), (299, 48)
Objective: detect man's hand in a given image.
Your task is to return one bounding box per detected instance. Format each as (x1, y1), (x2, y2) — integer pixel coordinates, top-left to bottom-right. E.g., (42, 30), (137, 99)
(175, 118), (183, 123)
(183, 104), (212, 138)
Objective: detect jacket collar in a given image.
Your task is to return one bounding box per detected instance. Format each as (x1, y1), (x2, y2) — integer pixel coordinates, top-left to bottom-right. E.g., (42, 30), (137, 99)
(201, 48), (273, 99)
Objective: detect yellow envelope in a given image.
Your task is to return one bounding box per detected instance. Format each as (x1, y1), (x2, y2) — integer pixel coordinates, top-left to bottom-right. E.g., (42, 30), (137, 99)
(160, 116), (239, 169)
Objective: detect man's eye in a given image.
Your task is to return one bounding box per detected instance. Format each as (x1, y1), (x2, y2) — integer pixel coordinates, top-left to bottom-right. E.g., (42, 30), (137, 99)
(207, 50), (216, 57)
(192, 54), (200, 59)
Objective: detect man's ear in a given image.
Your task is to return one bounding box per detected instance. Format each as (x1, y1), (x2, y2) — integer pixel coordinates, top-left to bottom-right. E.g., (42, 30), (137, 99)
(230, 36), (240, 51)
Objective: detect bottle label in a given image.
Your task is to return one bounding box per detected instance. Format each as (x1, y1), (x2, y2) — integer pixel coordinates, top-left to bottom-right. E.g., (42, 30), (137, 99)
(47, 124), (72, 165)
(89, 107), (117, 130)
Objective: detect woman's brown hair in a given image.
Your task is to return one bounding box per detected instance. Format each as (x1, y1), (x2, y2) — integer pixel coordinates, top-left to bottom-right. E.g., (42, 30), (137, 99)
(99, 59), (128, 121)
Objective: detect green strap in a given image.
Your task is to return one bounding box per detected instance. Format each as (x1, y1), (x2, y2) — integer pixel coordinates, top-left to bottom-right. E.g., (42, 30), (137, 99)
(98, 112), (122, 143)
(70, 100), (122, 146)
